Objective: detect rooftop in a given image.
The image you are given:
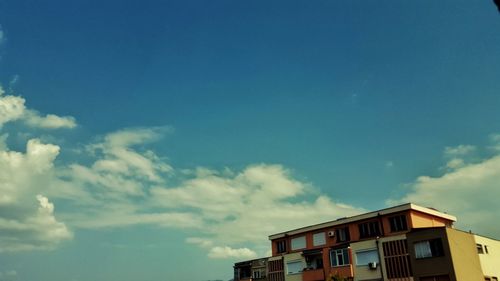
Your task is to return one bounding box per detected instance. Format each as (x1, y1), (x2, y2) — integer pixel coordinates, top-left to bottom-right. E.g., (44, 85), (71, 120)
(268, 203), (457, 240)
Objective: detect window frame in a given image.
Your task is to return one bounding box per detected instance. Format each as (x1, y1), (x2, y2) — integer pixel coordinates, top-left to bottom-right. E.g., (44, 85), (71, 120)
(355, 249), (380, 266)
(330, 248), (350, 267)
(286, 260), (304, 275)
(389, 215), (408, 232)
(358, 221), (381, 238)
(336, 227), (350, 242)
(477, 244), (484, 254)
(291, 236), (306, 250)
(276, 240), (287, 254)
(414, 238), (444, 259)
(313, 232), (326, 246)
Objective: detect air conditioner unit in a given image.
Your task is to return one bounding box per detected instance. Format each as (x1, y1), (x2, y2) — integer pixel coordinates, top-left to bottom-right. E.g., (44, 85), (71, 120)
(328, 231), (335, 237)
(368, 262), (377, 269)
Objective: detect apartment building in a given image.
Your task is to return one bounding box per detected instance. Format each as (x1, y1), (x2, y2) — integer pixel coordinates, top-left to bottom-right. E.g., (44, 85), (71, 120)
(233, 203), (500, 281)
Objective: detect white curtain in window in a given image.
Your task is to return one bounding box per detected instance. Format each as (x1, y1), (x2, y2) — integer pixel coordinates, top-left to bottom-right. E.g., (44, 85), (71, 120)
(414, 241), (432, 258)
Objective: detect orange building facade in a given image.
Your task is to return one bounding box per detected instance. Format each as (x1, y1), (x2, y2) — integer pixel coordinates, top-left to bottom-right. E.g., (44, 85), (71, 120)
(234, 203), (500, 281)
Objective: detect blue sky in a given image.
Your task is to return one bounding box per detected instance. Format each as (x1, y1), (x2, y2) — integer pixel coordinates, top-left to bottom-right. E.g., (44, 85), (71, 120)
(0, 1), (499, 281)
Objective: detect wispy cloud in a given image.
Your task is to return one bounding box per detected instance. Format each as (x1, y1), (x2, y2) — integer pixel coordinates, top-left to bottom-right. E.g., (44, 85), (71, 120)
(0, 85), (77, 129)
(208, 246), (257, 259)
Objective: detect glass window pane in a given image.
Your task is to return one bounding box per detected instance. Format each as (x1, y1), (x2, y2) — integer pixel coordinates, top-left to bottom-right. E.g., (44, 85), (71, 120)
(356, 249), (379, 265)
(291, 236), (306, 250)
(313, 232), (326, 246)
(287, 261), (303, 274)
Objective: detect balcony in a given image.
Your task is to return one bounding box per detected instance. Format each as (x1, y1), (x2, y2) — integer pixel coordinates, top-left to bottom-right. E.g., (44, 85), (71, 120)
(302, 268), (325, 281)
(329, 264), (353, 279)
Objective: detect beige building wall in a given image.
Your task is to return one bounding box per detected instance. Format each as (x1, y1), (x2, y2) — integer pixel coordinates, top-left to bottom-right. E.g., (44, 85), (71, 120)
(474, 235), (500, 279)
(283, 252), (305, 281)
(351, 239), (382, 281)
(446, 228), (484, 281)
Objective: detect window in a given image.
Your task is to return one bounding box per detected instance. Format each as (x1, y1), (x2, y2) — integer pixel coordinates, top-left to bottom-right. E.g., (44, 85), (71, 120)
(355, 249), (379, 265)
(485, 245), (489, 254)
(477, 244), (484, 254)
(330, 248), (350, 267)
(305, 254), (323, 270)
(276, 240), (287, 253)
(336, 227), (350, 242)
(389, 215), (408, 232)
(358, 221), (381, 238)
(414, 239), (444, 259)
(492, 277), (498, 281)
(252, 269), (264, 279)
(291, 236), (306, 250)
(286, 260), (303, 274)
(313, 232), (326, 246)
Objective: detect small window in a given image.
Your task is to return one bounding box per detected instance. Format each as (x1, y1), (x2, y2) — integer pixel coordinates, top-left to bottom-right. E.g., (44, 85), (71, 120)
(330, 248), (350, 267)
(291, 236), (306, 250)
(492, 277), (498, 281)
(313, 232), (326, 246)
(286, 260), (303, 274)
(485, 245), (489, 254)
(252, 270), (264, 279)
(359, 221), (381, 238)
(355, 249), (379, 265)
(477, 244), (484, 254)
(415, 239), (444, 259)
(336, 227), (350, 242)
(389, 215), (408, 232)
(276, 240), (287, 253)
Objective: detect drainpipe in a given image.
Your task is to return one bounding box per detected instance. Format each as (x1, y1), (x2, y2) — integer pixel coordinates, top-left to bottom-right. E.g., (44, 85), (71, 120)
(376, 237), (385, 281)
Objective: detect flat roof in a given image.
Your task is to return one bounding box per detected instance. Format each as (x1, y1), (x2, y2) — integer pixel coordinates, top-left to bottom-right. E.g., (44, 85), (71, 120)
(268, 203), (457, 240)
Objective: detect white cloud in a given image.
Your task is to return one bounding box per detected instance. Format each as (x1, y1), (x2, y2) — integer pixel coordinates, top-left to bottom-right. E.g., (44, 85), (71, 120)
(444, 144), (476, 157)
(48, 129), (363, 257)
(0, 88), (25, 127)
(24, 110), (76, 129)
(0, 138), (72, 252)
(490, 133), (500, 151)
(0, 84), (77, 129)
(395, 149), (500, 238)
(208, 246), (258, 259)
(186, 237), (214, 249)
(1, 91), (363, 257)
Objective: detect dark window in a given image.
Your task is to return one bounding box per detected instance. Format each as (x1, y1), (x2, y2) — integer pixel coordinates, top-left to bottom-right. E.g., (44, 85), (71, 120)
(477, 244), (484, 254)
(336, 227), (350, 242)
(389, 215), (408, 232)
(485, 245), (489, 254)
(358, 221), (381, 238)
(276, 240), (287, 253)
(415, 239), (444, 259)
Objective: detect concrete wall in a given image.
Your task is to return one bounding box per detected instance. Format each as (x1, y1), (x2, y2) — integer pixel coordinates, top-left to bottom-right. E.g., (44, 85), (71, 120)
(446, 228), (483, 281)
(351, 239), (382, 281)
(409, 211), (450, 229)
(474, 235), (500, 279)
(283, 252), (305, 281)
